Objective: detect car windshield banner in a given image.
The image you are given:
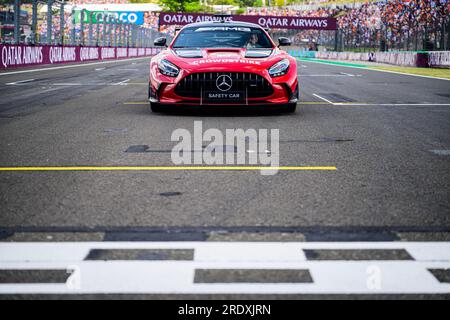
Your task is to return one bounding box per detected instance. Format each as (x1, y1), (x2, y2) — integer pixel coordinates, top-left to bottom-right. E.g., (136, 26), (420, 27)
(159, 13), (337, 30)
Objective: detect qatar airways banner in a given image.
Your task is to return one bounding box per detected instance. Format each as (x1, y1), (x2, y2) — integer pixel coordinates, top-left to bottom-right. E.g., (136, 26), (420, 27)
(159, 13), (337, 30)
(315, 51), (428, 68)
(428, 51), (450, 67)
(0, 45), (161, 69)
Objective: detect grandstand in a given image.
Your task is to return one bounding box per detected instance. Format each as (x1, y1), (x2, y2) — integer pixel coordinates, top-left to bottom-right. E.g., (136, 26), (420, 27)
(1, 0), (449, 51)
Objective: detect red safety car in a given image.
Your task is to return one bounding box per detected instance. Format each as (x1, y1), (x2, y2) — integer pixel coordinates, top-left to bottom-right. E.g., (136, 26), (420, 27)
(149, 20), (299, 113)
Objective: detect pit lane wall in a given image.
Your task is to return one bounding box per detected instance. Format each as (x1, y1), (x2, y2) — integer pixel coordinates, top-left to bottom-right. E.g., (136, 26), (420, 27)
(1, 44), (161, 70)
(288, 49), (450, 68)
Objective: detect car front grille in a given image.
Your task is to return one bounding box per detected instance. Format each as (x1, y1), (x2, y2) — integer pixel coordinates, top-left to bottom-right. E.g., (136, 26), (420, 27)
(174, 72), (274, 99)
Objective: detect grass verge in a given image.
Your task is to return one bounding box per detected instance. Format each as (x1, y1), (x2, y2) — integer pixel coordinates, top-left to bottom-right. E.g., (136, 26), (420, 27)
(371, 66), (450, 79)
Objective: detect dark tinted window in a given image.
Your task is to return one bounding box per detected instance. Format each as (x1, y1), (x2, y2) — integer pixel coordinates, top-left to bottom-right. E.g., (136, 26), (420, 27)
(172, 26), (273, 49)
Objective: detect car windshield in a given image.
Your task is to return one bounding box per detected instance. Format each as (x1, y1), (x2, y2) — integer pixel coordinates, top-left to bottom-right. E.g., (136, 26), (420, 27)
(172, 26), (273, 49)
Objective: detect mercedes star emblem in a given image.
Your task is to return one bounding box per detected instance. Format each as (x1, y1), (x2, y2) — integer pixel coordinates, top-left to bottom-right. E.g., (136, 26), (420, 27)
(216, 75), (233, 92)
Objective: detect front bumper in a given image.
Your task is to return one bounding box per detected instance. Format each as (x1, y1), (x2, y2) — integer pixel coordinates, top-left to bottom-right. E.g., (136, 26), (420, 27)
(149, 70), (299, 106)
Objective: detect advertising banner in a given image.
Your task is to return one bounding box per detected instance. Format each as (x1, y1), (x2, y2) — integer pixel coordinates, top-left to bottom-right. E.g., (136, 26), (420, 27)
(314, 51), (429, 67)
(159, 13), (337, 31)
(74, 11), (145, 25)
(428, 51), (450, 67)
(0, 45), (160, 69)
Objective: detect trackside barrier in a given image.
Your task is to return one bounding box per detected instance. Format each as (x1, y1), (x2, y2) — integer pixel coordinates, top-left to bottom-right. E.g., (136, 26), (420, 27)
(315, 51), (369, 61)
(428, 51), (450, 68)
(287, 50), (316, 58)
(372, 52), (428, 67)
(313, 51), (430, 67)
(0, 44), (162, 70)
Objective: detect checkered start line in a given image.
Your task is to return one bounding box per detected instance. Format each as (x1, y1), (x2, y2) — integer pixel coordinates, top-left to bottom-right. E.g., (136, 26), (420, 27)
(0, 242), (449, 294)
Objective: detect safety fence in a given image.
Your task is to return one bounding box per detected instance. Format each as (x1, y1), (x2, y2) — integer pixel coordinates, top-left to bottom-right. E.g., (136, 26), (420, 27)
(0, 44), (161, 69)
(0, 1), (165, 47)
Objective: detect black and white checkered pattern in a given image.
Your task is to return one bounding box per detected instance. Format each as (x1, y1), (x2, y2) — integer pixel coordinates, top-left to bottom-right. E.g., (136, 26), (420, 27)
(0, 241), (449, 294)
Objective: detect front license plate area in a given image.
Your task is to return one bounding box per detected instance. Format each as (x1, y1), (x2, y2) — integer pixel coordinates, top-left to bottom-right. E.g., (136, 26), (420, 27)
(203, 91), (245, 104)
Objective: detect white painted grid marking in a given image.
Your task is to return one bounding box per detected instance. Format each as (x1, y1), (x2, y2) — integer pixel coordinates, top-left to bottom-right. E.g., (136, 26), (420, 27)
(339, 72), (355, 77)
(312, 93), (334, 105)
(6, 79), (35, 85)
(334, 103), (450, 106)
(430, 150), (450, 156)
(113, 79), (130, 86)
(300, 74), (354, 77)
(0, 242), (449, 294)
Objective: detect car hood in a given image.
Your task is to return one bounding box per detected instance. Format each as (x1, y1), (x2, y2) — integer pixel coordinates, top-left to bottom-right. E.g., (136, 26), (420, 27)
(161, 48), (286, 73)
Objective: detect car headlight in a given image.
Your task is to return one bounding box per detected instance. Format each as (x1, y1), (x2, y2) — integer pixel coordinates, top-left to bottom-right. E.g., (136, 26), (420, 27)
(158, 59), (180, 77)
(268, 59), (290, 77)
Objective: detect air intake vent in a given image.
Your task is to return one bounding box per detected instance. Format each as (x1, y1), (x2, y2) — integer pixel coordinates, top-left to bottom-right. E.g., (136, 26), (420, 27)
(174, 72), (274, 99)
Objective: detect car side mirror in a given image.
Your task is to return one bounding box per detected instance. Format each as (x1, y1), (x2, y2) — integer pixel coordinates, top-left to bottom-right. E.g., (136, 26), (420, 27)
(278, 37), (291, 47)
(154, 37), (167, 47)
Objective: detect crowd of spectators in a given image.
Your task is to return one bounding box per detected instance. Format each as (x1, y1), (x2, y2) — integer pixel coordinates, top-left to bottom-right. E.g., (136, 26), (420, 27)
(2, 0), (450, 50)
(380, 0), (450, 49)
(248, 1), (450, 50)
(9, 0), (159, 45)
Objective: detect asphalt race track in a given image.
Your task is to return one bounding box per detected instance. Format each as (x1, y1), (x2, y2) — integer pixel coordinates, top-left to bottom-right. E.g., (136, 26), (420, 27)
(0, 57), (449, 298)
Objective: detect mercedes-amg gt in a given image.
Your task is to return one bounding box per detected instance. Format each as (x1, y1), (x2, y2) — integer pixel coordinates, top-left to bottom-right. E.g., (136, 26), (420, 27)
(149, 20), (299, 113)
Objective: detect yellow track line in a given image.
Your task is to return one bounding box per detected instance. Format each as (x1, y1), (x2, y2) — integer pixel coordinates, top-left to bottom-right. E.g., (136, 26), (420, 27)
(0, 166), (337, 171)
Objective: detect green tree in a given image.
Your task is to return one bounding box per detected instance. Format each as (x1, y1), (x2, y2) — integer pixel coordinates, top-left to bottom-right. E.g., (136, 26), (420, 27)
(158, 0), (208, 12)
(235, 0), (257, 7)
(128, 0), (160, 3)
(213, 0), (238, 5)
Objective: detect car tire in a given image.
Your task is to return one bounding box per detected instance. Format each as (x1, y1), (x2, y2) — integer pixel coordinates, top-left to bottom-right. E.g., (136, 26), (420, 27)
(148, 84), (163, 113)
(150, 102), (163, 113)
(284, 103), (297, 113)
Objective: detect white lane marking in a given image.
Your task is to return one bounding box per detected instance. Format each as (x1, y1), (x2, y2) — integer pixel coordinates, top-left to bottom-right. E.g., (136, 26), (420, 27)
(334, 103), (450, 106)
(1, 241), (450, 262)
(339, 72), (355, 77)
(95, 67), (106, 71)
(312, 93), (334, 105)
(299, 58), (450, 81)
(0, 242), (449, 294)
(0, 57), (151, 76)
(5, 79), (35, 85)
(52, 83), (83, 86)
(1, 261), (450, 294)
(430, 150), (450, 156)
(113, 79), (130, 86)
(50, 82), (143, 87)
(302, 74), (352, 77)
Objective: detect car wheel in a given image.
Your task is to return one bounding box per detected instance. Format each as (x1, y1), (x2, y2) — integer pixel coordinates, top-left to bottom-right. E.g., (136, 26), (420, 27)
(284, 103), (297, 113)
(150, 102), (163, 113)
